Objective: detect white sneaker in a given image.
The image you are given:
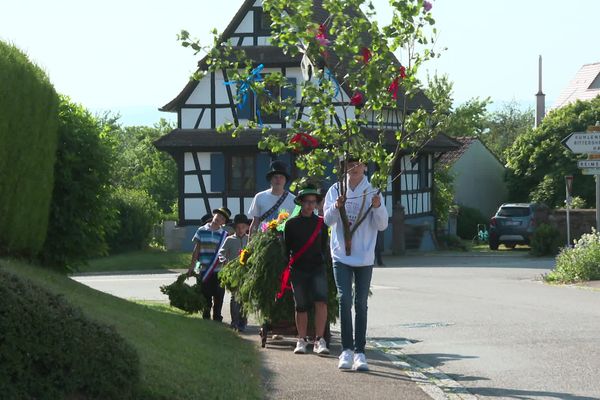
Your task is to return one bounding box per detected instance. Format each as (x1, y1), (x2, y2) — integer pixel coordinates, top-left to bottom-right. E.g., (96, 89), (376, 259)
(314, 337), (330, 355)
(338, 349), (353, 369)
(352, 352), (369, 371)
(294, 338), (308, 354)
(272, 334), (283, 340)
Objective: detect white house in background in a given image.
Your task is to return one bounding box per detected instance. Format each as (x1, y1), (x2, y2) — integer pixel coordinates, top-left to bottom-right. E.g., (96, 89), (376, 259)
(552, 62), (600, 110)
(439, 137), (507, 219)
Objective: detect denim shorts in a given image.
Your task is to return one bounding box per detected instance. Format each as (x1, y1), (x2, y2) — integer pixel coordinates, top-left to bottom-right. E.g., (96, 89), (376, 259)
(290, 267), (328, 312)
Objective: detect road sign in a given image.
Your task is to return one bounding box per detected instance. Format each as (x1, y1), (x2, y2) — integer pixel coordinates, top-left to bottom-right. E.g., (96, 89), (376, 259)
(581, 168), (600, 175)
(562, 132), (600, 154)
(577, 160), (600, 168)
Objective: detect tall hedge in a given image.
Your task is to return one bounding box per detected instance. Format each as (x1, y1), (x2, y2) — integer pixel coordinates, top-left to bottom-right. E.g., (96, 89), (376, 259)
(40, 97), (116, 269)
(0, 41), (59, 256)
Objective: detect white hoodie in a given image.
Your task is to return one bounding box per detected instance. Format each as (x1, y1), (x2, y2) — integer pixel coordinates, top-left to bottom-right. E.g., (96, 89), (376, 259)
(324, 176), (388, 266)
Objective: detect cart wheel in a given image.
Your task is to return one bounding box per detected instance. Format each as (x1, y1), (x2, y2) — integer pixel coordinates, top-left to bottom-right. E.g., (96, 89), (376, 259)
(260, 324), (268, 348)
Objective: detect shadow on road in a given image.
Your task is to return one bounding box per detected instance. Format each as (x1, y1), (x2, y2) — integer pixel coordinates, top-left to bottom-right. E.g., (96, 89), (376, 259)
(467, 386), (600, 400)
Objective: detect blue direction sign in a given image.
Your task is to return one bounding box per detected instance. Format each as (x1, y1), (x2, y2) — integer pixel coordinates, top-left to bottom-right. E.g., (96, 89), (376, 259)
(562, 132), (600, 154)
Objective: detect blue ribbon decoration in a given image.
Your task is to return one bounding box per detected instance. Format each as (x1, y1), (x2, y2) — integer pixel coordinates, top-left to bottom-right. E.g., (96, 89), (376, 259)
(319, 68), (340, 100)
(224, 64), (266, 126)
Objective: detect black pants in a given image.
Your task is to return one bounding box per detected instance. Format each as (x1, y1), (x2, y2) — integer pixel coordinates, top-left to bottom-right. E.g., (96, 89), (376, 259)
(200, 272), (225, 321)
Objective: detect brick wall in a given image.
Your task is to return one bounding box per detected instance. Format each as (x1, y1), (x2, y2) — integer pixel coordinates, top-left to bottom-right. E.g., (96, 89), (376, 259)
(549, 209), (597, 245)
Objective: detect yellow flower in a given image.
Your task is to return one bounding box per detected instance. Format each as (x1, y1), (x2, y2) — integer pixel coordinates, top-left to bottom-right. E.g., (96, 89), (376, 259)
(239, 249), (251, 265)
(268, 220), (279, 230)
(277, 211), (289, 223)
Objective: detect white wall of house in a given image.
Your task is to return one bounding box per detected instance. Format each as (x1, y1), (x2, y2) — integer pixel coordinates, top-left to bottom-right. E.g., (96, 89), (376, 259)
(451, 140), (507, 218)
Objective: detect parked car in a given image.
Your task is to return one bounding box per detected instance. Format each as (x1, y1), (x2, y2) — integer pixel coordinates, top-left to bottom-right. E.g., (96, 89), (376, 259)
(488, 203), (549, 250)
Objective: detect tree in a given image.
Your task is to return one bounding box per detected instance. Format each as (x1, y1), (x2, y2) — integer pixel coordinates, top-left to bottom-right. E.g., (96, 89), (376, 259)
(40, 96), (116, 269)
(182, 0), (439, 254)
(425, 73), (490, 138)
(505, 96), (600, 207)
(481, 100), (533, 162)
(104, 119), (177, 215)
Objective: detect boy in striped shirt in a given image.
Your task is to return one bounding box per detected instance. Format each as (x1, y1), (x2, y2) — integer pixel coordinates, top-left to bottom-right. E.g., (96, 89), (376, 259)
(187, 207), (231, 321)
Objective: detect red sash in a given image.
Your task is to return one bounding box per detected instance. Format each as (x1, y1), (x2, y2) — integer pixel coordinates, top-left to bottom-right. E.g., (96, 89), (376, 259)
(276, 216), (324, 299)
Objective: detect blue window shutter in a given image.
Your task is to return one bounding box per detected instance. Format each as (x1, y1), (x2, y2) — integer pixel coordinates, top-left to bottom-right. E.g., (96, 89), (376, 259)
(237, 92), (253, 120)
(255, 153), (271, 192)
(281, 78), (296, 117)
(210, 153), (225, 192)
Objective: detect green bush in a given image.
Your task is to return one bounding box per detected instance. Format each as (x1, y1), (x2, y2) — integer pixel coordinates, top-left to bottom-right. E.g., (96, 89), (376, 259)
(40, 97), (117, 269)
(0, 40), (59, 257)
(456, 205), (488, 239)
(546, 230), (600, 283)
(0, 269), (140, 399)
(530, 223), (561, 256)
(107, 188), (160, 253)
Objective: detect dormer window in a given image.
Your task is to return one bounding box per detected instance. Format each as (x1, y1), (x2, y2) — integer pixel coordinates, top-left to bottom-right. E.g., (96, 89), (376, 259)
(588, 73), (600, 90)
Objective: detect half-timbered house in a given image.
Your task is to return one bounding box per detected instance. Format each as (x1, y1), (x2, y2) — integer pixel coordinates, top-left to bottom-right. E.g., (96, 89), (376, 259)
(155, 0), (458, 251)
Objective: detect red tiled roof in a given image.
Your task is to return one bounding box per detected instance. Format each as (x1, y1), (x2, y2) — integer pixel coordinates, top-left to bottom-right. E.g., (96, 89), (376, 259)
(437, 136), (476, 165)
(552, 62), (600, 109)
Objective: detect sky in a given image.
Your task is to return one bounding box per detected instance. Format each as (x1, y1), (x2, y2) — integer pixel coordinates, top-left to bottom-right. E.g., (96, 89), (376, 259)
(1, 0), (599, 126)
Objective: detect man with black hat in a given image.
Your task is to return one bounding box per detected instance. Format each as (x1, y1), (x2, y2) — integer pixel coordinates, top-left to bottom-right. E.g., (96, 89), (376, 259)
(218, 213), (251, 331)
(248, 160), (296, 236)
(187, 207), (231, 321)
(283, 185), (330, 355)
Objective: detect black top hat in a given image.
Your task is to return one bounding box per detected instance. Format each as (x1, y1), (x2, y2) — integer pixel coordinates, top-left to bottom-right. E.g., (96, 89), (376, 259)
(265, 160), (290, 182)
(212, 207), (232, 223)
(233, 213), (251, 226)
(200, 213), (213, 224)
(294, 186), (324, 205)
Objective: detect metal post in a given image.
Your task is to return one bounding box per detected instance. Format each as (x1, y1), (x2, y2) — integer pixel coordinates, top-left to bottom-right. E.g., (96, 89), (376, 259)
(596, 175), (600, 231)
(566, 200), (571, 247)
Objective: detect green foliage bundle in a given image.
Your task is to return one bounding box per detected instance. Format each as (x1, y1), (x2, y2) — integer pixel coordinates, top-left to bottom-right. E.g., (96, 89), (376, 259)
(106, 187), (160, 253)
(0, 269), (140, 399)
(456, 205), (488, 240)
(0, 40), (59, 257)
(220, 227), (338, 324)
(546, 229), (600, 283)
(160, 273), (208, 314)
(530, 223), (561, 256)
(40, 96), (116, 269)
(505, 97), (600, 206)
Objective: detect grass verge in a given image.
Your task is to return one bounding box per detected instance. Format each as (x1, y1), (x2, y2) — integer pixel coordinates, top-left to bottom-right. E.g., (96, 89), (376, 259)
(0, 258), (263, 400)
(81, 248), (189, 273)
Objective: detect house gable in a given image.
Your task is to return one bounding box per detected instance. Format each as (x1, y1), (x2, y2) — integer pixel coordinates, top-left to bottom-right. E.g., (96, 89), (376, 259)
(553, 62), (600, 109)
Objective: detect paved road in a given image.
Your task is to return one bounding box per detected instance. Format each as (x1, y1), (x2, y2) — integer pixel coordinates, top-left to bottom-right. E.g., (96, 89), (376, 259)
(368, 253), (600, 400)
(73, 252), (600, 399)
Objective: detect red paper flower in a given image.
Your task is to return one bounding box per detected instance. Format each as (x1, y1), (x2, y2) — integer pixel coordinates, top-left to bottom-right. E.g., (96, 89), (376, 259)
(290, 132), (319, 153)
(360, 47), (372, 64)
(388, 66), (407, 100)
(350, 92), (364, 106)
(399, 65), (407, 79)
(316, 24), (331, 46)
(388, 78), (399, 100)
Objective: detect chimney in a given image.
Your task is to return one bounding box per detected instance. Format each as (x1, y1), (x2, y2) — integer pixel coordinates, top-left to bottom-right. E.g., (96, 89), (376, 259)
(535, 55), (545, 127)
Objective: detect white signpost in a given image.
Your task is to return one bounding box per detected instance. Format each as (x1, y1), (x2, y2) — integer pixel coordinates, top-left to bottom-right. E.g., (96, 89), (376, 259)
(563, 122), (600, 231)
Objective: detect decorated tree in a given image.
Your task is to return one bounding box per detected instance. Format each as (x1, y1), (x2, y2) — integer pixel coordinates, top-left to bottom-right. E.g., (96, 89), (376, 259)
(180, 0), (438, 254)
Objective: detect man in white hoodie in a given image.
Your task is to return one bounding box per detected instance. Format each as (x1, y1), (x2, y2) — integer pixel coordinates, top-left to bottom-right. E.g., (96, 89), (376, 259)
(323, 157), (388, 371)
